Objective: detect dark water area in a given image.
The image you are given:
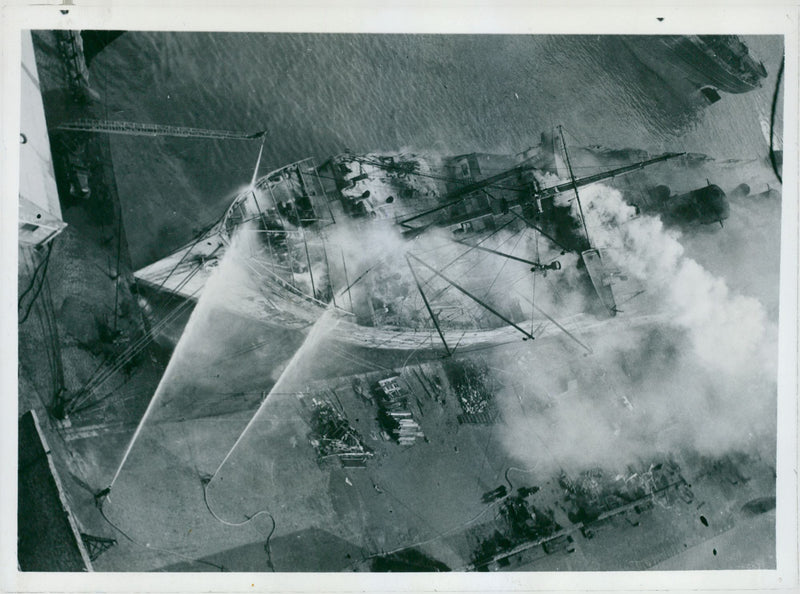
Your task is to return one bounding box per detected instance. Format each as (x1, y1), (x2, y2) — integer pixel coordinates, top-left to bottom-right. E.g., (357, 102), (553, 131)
(85, 33), (783, 269)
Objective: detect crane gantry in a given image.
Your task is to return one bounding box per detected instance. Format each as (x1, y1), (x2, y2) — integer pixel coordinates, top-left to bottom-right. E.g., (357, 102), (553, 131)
(55, 119), (266, 141)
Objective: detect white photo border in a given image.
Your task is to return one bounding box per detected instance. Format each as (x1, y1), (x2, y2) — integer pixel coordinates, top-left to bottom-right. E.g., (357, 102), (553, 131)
(2, 2), (797, 593)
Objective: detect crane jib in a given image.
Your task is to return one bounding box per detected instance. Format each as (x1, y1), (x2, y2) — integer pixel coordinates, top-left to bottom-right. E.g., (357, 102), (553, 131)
(538, 152), (686, 200)
(55, 119), (265, 141)
(397, 152), (685, 228)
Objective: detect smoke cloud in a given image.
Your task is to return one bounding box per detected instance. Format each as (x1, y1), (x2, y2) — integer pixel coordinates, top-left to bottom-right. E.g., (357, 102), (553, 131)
(148, 179), (778, 479)
(496, 183), (777, 475)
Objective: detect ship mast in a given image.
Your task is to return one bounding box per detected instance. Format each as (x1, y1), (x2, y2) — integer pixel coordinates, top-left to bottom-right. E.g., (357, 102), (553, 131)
(407, 253), (536, 342)
(405, 254), (451, 356)
(558, 125), (592, 248)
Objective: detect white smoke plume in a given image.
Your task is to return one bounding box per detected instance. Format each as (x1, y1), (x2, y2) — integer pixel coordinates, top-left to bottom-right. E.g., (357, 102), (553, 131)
(581, 184), (771, 378)
(496, 183), (777, 475)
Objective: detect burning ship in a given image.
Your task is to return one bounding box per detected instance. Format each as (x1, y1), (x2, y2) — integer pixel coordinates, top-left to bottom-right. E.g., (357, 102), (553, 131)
(134, 128), (729, 352)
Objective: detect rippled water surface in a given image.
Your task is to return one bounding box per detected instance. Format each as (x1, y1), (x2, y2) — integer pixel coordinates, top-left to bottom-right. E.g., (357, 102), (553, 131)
(87, 33), (783, 267)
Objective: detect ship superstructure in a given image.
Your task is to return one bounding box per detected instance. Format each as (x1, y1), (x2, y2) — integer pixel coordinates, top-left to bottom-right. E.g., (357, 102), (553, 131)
(134, 132), (709, 351)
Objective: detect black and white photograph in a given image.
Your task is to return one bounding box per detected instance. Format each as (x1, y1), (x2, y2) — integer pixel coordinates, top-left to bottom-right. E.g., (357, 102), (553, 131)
(4, 3), (798, 591)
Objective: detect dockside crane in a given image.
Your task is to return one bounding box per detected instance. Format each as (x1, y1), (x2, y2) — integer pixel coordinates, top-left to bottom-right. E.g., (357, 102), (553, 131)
(50, 120), (268, 422)
(55, 118), (267, 141)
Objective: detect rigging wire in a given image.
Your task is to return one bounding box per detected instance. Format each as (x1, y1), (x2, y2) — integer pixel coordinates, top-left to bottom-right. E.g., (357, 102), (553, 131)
(148, 211), (226, 295)
(446, 328), (470, 355)
(423, 217), (517, 285)
(558, 125), (591, 248)
(112, 213), (123, 331)
(72, 219), (219, 404)
(425, 224), (524, 304)
(23, 246), (64, 401)
(67, 303), (198, 416)
(71, 297), (186, 409)
(19, 241), (56, 325)
(444, 231), (528, 354)
(513, 289), (592, 354)
(67, 269), (204, 412)
(81, 288), (197, 412)
(18, 241), (55, 309)
(84, 248), (208, 383)
(480, 230), (526, 305)
(531, 229), (539, 335)
(540, 268), (587, 341)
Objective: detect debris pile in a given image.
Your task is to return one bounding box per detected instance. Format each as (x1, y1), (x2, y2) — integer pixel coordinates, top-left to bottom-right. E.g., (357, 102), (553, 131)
(308, 397), (372, 467)
(375, 377), (425, 446)
(443, 359), (499, 423)
(470, 486), (563, 570)
(560, 459), (691, 529)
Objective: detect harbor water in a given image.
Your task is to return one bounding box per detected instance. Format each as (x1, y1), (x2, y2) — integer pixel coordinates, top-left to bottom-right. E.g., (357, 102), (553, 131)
(85, 33), (784, 269)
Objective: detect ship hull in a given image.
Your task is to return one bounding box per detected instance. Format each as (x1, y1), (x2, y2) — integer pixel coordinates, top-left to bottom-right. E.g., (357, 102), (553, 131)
(662, 36), (766, 94)
(620, 35), (766, 102)
(134, 139), (716, 353)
